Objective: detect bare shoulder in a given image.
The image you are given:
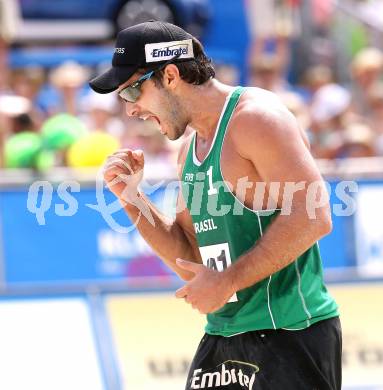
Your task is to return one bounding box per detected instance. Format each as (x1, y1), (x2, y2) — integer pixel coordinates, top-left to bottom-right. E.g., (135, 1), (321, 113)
(232, 87), (298, 137)
(229, 87), (305, 159)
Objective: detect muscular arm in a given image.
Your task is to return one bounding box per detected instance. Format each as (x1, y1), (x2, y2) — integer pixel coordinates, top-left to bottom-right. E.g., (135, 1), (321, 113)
(225, 97), (332, 292)
(105, 138), (201, 281)
(122, 193), (201, 280)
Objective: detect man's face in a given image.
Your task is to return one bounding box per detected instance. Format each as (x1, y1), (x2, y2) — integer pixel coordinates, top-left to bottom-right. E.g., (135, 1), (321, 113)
(117, 70), (189, 141)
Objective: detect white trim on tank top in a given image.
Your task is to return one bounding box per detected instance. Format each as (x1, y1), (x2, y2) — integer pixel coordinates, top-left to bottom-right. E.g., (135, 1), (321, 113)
(295, 258), (312, 327)
(192, 88), (235, 166)
(256, 212), (277, 329)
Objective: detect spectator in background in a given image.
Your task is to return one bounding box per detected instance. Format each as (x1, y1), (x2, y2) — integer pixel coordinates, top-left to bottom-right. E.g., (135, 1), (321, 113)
(350, 47), (383, 117)
(310, 83), (352, 158)
(312, 0), (334, 28)
(80, 91), (125, 140)
(366, 82), (383, 135)
(248, 54), (290, 93)
(0, 95), (46, 169)
(247, 29), (293, 93)
(364, 82), (383, 156)
(11, 67), (45, 101)
(303, 65), (334, 98)
(38, 61), (90, 116)
(334, 122), (376, 158)
(10, 67), (46, 122)
(0, 95), (35, 135)
(245, 0), (297, 92)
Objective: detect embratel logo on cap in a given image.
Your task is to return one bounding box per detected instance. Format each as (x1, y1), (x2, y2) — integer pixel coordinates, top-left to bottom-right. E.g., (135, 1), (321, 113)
(145, 39), (194, 63)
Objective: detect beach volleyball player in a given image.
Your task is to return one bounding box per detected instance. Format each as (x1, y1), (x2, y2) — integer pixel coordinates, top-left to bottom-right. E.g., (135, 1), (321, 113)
(90, 21), (342, 390)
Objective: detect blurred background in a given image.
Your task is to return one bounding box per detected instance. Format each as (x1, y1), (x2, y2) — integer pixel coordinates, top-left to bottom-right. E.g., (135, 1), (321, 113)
(0, 0), (382, 389)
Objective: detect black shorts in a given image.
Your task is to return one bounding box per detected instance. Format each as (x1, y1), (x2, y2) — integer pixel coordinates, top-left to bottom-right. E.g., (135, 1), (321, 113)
(186, 317), (342, 390)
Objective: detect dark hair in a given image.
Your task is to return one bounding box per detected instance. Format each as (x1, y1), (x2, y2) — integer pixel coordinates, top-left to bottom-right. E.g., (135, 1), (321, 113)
(145, 38), (215, 86)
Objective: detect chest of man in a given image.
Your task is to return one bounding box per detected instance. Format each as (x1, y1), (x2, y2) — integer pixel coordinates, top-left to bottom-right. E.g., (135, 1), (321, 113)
(194, 129), (274, 211)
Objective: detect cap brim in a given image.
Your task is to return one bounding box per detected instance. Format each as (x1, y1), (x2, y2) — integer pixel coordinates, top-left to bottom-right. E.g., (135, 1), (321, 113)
(89, 65), (137, 94)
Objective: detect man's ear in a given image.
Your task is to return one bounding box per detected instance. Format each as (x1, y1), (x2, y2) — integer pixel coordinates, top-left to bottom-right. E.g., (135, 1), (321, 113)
(163, 64), (180, 89)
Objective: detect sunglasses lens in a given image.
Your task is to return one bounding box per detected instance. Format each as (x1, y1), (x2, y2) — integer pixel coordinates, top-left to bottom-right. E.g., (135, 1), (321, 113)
(120, 86), (140, 103)
(119, 70), (154, 103)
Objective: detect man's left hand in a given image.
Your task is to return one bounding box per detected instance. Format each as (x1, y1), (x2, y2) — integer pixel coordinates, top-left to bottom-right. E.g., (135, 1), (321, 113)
(175, 258), (235, 314)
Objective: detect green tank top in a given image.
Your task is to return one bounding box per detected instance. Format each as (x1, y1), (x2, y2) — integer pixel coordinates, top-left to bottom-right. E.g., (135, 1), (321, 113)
(181, 87), (339, 336)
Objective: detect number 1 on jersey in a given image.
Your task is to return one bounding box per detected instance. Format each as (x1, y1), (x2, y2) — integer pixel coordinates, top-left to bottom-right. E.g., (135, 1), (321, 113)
(207, 165), (218, 195)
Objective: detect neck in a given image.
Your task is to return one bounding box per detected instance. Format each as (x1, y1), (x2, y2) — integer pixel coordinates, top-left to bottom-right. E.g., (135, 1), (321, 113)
(183, 79), (233, 141)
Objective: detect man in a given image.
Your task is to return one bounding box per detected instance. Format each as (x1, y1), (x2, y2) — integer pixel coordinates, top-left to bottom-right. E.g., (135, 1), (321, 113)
(90, 21), (341, 390)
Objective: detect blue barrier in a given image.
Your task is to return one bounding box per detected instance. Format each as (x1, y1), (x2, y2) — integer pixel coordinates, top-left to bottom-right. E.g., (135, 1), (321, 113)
(0, 178), (382, 290)
(0, 184), (174, 287)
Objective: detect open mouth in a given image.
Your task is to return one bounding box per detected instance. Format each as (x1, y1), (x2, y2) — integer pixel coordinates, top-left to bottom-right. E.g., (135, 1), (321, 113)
(140, 115), (166, 135)
(150, 116), (161, 126)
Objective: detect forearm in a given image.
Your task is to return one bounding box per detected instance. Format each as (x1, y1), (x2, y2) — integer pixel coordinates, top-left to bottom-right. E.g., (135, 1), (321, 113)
(121, 191), (201, 280)
(226, 210), (331, 292)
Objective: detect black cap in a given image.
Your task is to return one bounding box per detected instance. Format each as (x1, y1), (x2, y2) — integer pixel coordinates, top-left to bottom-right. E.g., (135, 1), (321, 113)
(89, 21), (194, 94)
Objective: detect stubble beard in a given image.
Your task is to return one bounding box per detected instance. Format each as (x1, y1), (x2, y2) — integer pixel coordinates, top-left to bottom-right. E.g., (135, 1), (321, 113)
(163, 90), (189, 141)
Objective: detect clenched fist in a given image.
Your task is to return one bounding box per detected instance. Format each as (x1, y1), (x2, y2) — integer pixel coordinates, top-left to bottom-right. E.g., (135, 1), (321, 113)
(103, 149), (145, 202)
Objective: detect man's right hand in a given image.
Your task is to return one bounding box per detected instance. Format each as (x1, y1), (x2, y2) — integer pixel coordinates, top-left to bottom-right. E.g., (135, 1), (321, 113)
(103, 149), (145, 202)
